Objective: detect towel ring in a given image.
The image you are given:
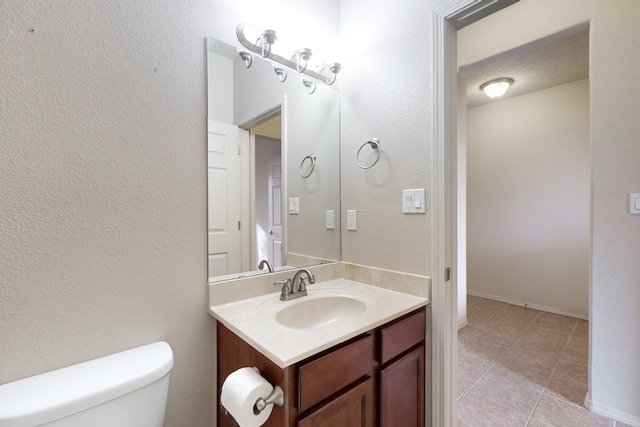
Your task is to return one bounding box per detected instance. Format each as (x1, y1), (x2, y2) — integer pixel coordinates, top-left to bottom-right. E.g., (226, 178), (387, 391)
(300, 154), (316, 178)
(356, 138), (381, 169)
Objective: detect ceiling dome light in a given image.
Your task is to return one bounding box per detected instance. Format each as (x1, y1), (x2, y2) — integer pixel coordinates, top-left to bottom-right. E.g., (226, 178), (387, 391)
(480, 78), (514, 98)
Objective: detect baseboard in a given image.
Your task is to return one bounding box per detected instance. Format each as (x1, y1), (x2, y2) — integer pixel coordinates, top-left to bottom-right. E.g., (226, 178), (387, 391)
(467, 290), (589, 320)
(458, 318), (468, 330)
(585, 396), (640, 426)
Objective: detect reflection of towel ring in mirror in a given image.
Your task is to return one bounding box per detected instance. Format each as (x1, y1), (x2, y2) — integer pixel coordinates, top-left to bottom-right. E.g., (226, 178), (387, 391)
(300, 154), (316, 178)
(356, 138), (381, 169)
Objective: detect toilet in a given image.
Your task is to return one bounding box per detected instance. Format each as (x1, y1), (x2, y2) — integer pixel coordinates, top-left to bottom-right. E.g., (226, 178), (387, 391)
(0, 341), (173, 427)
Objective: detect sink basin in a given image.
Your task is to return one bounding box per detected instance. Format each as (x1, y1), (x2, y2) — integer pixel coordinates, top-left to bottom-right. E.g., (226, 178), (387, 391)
(275, 296), (367, 330)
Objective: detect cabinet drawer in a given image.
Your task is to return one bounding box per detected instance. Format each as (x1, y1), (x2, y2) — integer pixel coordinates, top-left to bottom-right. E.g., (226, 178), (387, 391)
(379, 308), (425, 365)
(298, 334), (374, 413)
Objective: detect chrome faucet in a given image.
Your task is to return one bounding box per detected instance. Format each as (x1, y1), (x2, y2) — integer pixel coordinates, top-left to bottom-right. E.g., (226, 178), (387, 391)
(274, 268), (315, 301)
(258, 259), (274, 273)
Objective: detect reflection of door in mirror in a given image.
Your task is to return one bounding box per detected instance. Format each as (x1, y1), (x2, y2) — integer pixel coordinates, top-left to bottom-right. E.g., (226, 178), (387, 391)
(251, 116), (282, 271)
(207, 121), (242, 280)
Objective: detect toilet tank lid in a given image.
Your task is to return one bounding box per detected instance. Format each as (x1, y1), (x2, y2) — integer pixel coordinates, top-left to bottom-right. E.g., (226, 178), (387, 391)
(0, 341), (173, 426)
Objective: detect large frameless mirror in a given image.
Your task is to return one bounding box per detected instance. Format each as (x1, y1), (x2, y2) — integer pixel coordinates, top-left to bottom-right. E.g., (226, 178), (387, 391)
(207, 37), (341, 282)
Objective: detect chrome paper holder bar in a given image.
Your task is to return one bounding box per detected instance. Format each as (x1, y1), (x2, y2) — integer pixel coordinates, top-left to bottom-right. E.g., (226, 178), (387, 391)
(251, 367), (285, 414)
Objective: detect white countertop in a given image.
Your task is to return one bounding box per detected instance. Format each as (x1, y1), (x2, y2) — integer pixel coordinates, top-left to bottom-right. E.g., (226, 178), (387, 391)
(209, 278), (428, 368)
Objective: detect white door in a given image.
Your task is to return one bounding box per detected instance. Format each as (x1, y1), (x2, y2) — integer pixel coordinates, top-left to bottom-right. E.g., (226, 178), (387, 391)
(267, 155), (283, 267)
(208, 120), (242, 279)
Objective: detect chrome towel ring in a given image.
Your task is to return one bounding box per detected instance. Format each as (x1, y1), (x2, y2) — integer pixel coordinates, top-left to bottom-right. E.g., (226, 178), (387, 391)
(300, 154), (316, 178)
(356, 138), (381, 169)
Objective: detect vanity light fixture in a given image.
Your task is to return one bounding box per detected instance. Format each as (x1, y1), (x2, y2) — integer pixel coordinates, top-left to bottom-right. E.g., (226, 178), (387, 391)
(273, 65), (287, 82)
(236, 23), (341, 89)
(480, 77), (514, 98)
(302, 77), (317, 94)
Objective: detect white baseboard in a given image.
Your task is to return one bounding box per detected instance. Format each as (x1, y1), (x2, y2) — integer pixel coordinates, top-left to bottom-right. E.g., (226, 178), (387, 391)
(458, 318), (468, 330)
(585, 396), (640, 426)
(467, 290), (589, 320)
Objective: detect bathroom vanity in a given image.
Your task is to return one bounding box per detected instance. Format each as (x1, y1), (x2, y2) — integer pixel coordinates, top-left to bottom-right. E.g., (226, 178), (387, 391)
(210, 275), (428, 427)
(217, 307), (425, 427)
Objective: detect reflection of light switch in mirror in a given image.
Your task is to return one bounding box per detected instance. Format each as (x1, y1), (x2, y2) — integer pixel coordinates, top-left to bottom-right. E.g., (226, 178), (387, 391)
(402, 189), (426, 214)
(289, 197), (300, 214)
(326, 210), (335, 229)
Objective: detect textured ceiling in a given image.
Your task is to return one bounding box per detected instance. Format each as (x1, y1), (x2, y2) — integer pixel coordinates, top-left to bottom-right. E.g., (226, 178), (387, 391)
(460, 30), (589, 108)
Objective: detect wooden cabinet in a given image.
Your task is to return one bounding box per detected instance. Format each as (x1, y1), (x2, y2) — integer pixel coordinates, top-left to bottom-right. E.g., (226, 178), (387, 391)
(377, 309), (426, 427)
(298, 378), (374, 427)
(379, 346), (424, 427)
(217, 307), (426, 427)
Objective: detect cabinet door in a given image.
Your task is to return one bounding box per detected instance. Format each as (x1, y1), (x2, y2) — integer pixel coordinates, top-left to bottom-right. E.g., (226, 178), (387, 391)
(298, 378), (374, 427)
(379, 345), (425, 427)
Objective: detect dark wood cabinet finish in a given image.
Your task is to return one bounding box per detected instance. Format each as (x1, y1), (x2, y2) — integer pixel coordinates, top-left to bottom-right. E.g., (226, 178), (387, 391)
(216, 306), (426, 427)
(298, 334), (373, 413)
(298, 378), (374, 427)
(379, 345), (425, 427)
(379, 309), (426, 364)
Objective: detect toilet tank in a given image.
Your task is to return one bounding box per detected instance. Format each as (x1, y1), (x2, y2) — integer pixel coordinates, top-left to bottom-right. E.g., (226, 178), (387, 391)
(0, 341), (173, 427)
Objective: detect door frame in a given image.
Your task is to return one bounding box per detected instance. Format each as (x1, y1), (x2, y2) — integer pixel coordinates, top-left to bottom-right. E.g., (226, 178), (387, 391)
(431, 1), (518, 425)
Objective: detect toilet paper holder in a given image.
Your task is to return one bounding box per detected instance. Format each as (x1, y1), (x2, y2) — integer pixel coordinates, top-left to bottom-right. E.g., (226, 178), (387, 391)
(251, 367), (285, 414)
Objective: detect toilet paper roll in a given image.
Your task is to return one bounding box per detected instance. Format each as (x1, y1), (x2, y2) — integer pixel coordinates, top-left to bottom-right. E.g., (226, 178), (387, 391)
(221, 367), (275, 427)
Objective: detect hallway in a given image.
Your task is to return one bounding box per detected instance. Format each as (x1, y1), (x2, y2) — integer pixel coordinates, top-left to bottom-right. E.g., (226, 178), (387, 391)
(457, 296), (630, 426)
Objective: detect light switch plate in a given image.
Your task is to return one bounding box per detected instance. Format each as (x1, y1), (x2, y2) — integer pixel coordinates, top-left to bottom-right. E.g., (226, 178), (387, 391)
(631, 193), (640, 215)
(289, 197), (299, 214)
(402, 189), (426, 214)
(326, 210), (335, 229)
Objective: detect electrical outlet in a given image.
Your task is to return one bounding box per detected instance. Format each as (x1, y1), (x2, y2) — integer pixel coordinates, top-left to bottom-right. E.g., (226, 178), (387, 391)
(347, 210), (357, 231)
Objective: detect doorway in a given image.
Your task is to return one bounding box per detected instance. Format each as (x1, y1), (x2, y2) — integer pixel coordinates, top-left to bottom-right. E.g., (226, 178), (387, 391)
(432, 1), (596, 426)
(248, 114), (283, 271)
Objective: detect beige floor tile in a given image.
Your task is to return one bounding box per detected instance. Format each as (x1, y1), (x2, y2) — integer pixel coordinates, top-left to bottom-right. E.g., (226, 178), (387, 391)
(530, 312), (578, 334)
(514, 325), (572, 353)
(501, 341), (562, 372)
(498, 304), (541, 323)
(466, 364), (544, 416)
(494, 356), (553, 387)
(530, 392), (613, 427)
(457, 359), (486, 400)
(546, 360), (588, 406)
(457, 297), (617, 427)
(478, 315), (531, 342)
(458, 390), (530, 427)
(560, 335), (589, 366)
(573, 319), (589, 337)
(467, 303), (498, 326)
(458, 338), (503, 372)
(458, 324), (478, 339)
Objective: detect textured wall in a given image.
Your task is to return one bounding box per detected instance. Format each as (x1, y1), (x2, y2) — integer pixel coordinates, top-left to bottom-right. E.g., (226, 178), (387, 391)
(459, 0), (640, 421)
(340, 0), (437, 276)
(0, 1), (216, 426)
(467, 79), (590, 318)
(0, 1), (338, 426)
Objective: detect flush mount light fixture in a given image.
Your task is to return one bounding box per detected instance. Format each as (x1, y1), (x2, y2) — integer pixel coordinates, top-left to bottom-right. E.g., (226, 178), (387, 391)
(480, 78), (514, 98)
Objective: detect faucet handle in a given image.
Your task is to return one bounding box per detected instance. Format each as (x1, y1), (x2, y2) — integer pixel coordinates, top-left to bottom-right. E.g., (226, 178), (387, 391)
(274, 279), (291, 299)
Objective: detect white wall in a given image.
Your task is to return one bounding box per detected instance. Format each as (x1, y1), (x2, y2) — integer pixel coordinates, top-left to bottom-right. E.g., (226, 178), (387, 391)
(467, 79), (590, 318)
(340, 0), (450, 276)
(459, 0), (640, 422)
(0, 1), (339, 426)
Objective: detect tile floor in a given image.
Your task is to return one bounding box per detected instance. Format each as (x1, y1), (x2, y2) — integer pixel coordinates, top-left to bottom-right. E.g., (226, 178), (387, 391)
(457, 295), (632, 427)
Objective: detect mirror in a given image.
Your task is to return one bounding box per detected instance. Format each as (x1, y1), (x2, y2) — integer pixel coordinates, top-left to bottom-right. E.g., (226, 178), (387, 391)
(207, 37), (341, 282)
